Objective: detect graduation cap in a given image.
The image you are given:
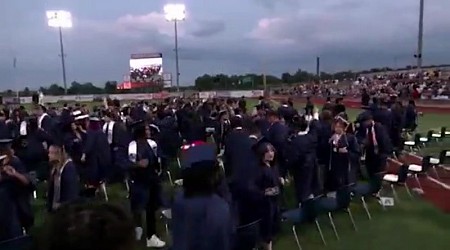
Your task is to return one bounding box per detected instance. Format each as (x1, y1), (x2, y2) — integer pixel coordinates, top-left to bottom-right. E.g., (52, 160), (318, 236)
(334, 115), (350, 127)
(149, 124), (160, 134)
(180, 143), (217, 169)
(357, 112), (373, 123)
(89, 115), (102, 122)
(129, 120), (147, 132)
(218, 110), (227, 118)
(74, 111), (89, 121)
(251, 136), (271, 152)
(0, 138), (13, 152)
(210, 111), (219, 120)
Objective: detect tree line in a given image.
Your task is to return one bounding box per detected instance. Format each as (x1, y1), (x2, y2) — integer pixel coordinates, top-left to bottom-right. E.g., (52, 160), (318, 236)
(2, 64), (448, 96)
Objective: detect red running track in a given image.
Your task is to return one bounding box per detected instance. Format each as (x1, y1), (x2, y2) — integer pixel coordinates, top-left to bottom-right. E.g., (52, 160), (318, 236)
(271, 96), (450, 114)
(387, 154), (450, 213)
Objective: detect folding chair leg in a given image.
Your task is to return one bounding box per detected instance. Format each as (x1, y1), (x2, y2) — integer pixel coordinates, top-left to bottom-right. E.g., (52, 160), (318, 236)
(414, 174), (423, 191)
(292, 226), (303, 250)
(315, 219), (327, 246)
(124, 178), (130, 193)
(328, 212), (340, 240)
(391, 184), (399, 202)
(100, 182), (109, 202)
(165, 222), (170, 239)
(177, 157), (181, 168)
(361, 196), (372, 220)
(346, 208), (358, 231)
(167, 171), (174, 186)
(432, 166), (441, 181)
(404, 183), (413, 198)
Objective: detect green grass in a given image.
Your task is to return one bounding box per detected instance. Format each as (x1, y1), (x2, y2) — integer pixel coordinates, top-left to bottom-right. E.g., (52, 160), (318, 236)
(26, 99), (450, 250)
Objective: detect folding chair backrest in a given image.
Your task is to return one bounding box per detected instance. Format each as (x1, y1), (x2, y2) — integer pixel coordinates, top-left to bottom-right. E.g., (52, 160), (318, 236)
(439, 150), (450, 164)
(301, 198), (318, 222)
(397, 164), (409, 183)
(336, 186), (351, 209)
(422, 156), (432, 172)
(369, 175), (383, 193)
(414, 134), (421, 144)
(441, 127), (446, 137)
(426, 130), (433, 138)
(0, 235), (32, 250)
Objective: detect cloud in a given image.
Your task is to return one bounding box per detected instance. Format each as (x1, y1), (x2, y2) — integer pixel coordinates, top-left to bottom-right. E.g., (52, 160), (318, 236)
(248, 0), (450, 56)
(190, 20), (226, 38)
(254, 0), (300, 9)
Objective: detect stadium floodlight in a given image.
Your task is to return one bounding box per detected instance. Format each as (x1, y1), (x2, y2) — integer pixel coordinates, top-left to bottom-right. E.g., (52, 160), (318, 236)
(164, 4), (186, 92)
(46, 10), (72, 95)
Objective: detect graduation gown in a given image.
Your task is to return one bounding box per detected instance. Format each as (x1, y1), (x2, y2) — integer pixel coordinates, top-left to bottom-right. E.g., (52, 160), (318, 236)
(286, 132), (317, 203)
(254, 165), (281, 243)
(267, 121), (289, 177)
(127, 139), (162, 211)
(0, 157), (35, 241)
(365, 123), (393, 178)
(82, 129), (111, 185)
(327, 133), (360, 191)
(47, 160), (80, 212)
(172, 192), (233, 250)
(103, 121), (130, 179)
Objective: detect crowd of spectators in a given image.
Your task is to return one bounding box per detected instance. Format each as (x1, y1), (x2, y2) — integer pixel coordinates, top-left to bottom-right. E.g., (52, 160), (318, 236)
(130, 65), (162, 82)
(274, 69), (450, 101)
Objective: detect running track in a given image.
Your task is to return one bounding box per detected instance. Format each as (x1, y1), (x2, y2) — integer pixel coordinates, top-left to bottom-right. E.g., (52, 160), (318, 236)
(388, 153), (450, 213)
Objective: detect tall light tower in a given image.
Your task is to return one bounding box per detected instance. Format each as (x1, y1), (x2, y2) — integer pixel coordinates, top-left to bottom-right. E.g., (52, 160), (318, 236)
(164, 4), (186, 92)
(415, 0), (424, 70)
(46, 10), (72, 95)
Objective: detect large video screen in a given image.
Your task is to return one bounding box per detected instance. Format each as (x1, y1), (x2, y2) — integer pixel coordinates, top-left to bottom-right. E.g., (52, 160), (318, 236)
(129, 53), (163, 83)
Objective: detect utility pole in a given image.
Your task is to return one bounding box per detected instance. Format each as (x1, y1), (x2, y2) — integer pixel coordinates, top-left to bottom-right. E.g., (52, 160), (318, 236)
(415, 0), (424, 70)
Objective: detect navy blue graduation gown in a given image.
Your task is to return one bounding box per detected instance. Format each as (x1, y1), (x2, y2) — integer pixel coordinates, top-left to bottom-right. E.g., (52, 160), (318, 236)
(172, 192), (233, 250)
(0, 157), (35, 241)
(155, 116), (181, 159)
(287, 132), (317, 203)
(47, 160), (80, 212)
(254, 165), (281, 243)
(128, 139), (162, 210)
(64, 131), (86, 166)
(404, 105), (417, 130)
(316, 120), (333, 165)
(82, 129), (111, 185)
(267, 121), (289, 177)
(327, 133), (361, 190)
(365, 123), (393, 177)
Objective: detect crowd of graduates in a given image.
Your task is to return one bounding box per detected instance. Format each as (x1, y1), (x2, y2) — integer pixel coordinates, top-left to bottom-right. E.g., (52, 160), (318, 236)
(0, 94), (419, 250)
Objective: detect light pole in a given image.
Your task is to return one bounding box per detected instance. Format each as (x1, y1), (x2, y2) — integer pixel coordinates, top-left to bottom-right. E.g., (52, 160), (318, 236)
(415, 0), (424, 71)
(164, 4), (186, 92)
(46, 10), (72, 95)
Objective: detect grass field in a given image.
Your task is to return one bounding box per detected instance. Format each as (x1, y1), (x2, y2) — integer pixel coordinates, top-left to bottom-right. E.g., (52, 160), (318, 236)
(27, 99), (450, 250)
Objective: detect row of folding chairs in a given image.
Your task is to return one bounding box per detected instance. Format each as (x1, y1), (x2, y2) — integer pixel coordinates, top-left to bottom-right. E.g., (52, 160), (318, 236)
(404, 127), (450, 152)
(280, 153), (447, 250)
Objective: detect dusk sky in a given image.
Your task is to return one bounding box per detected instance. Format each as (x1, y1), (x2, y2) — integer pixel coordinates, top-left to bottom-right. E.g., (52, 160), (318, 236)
(0, 0), (449, 90)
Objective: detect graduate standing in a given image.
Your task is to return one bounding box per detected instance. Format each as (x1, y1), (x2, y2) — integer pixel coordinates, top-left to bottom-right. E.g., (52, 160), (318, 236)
(47, 143), (80, 212)
(0, 139), (35, 241)
(172, 142), (233, 250)
(127, 121), (166, 248)
(327, 117), (360, 191)
(253, 139), (281, 250)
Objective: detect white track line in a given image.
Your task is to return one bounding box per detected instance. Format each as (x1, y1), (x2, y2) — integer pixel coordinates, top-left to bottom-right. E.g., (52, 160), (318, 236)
(427, 176), (450, 190)
(404, 152), (450, 190)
